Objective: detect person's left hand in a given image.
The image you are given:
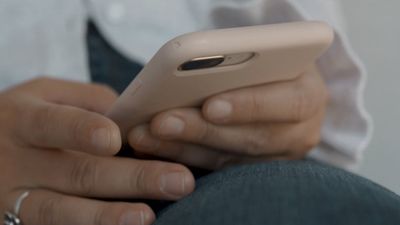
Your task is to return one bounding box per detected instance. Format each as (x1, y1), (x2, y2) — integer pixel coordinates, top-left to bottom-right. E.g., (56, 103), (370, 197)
(128, 65), (328, 170)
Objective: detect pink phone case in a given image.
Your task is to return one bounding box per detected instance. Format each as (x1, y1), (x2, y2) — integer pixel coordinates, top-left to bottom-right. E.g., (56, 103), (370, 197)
(107, 21), (334, 138)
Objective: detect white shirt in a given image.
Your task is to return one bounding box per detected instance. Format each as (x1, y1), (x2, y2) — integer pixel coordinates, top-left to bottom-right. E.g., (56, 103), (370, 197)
(0, 0), (371, 170)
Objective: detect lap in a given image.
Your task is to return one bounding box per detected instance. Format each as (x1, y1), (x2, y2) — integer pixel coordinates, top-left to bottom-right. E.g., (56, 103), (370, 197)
(154, 160), (400, 225)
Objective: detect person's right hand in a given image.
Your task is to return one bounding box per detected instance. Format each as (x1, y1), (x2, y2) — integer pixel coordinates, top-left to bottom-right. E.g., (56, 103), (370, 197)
(0, 78), (195, 225)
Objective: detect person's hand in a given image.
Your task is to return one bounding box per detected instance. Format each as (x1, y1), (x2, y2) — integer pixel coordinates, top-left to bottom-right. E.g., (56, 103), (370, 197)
(129, 65), (328, 170)
(0, 78), (195, 225)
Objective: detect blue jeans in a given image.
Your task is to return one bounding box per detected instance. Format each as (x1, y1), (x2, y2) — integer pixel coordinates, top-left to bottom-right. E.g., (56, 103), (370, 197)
(154, 160), (400, 225)
(86, 22), (400, 224)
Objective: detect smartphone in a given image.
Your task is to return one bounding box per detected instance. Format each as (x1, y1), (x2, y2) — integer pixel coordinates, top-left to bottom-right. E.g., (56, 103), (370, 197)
(107, 21), (334, 137)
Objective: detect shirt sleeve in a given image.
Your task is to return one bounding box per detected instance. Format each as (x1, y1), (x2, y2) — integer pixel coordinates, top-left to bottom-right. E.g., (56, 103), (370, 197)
(206, 0), (372, 170)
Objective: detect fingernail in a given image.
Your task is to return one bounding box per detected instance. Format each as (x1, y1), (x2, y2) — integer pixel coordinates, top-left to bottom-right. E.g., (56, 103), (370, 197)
(131, 127), (160, 150)
(160, 172), (191, 197)
(119, 211), (145, 225)
(92, 128), (110, 151)
(207, 99), (232, 122)
(158, 116), (185, 137)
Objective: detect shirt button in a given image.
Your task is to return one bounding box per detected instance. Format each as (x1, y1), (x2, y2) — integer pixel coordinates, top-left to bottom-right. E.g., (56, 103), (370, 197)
(107, 2), (126, 23)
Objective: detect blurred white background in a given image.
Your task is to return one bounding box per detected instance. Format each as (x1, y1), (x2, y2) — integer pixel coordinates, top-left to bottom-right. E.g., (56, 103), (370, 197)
(339, 1), (400, 194)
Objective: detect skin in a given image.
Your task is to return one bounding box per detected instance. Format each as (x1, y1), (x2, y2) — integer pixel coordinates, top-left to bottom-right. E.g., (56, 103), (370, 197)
(129, 65), (328, 170)
(0, 65), (328, 225)
(0, 78), (195, 225)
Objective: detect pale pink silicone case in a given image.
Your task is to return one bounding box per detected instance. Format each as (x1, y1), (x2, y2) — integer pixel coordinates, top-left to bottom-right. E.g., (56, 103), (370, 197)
(107, 21), (334, 138)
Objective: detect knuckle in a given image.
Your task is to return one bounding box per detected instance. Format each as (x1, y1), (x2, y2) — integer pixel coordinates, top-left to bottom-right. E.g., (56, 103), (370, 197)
(291, 72), (329, 122)
(244, 126), (290, 156)
(70, 118), (86, 145)
(244, 141), (263, 156)
(91, 84), (118, 98)
(37, 195), (62, 225)
(69, 158), (99, 195)
(249, 91), (263, 122)
(243, 130), (269, 156)
(28, 104), (57, 144)
(197, 122), (211, 142)
(311, 77), (329, 108)
(291, 84), (315, 122)
(129, 164), (149, 193)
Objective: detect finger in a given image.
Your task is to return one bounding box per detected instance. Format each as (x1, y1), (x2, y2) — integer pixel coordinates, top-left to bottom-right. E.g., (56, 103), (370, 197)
(129, 126), (288, 170)
(14, 77), (118, 114)
(15, 99), (121, 156)
(27, 150), (194, 200)
(13, 189), (155, 225)
(129, 125), (230, 170)
(202, 65), (328, 125)
(146, 108), (324, 157)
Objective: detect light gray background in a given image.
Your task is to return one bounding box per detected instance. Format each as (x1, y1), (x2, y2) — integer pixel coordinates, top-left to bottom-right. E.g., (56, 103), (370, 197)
(339, 1), (400, 194)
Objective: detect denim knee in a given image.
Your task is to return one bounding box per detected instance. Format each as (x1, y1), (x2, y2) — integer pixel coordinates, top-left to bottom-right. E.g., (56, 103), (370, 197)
(155, 160), (400, 225)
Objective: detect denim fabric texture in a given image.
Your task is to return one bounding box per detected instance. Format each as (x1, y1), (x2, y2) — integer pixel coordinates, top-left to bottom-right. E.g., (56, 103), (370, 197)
(86, 22), (400, 224)
(155, 160), (400, 225)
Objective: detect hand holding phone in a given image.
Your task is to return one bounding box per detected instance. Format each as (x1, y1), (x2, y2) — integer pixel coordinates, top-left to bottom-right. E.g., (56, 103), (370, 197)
(107, 21), (334, 139)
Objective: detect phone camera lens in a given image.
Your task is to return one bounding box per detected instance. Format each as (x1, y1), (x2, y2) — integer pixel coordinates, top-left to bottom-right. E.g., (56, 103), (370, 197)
(179, 56), (225, 71)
